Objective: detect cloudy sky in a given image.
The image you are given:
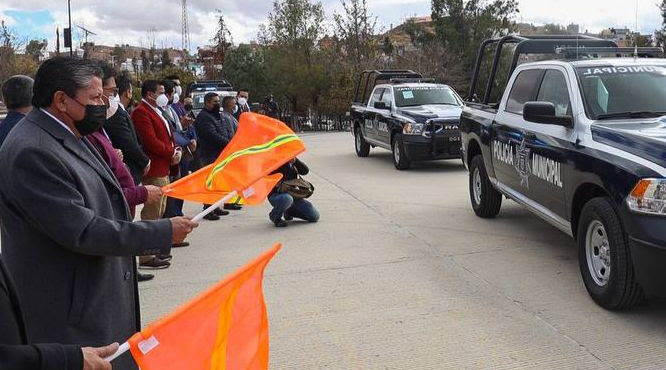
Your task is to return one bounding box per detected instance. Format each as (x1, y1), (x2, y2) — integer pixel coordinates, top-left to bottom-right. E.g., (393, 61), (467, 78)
(0, 0), (662, 52)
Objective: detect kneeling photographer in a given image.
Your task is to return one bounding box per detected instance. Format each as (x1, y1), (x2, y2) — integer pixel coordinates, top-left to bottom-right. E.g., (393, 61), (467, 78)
(268, 158), (319, 227)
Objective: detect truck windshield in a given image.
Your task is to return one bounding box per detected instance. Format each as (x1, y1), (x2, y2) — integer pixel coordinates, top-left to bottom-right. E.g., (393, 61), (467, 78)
(576, 65), (666, 120)
(394, 86), (461, 107)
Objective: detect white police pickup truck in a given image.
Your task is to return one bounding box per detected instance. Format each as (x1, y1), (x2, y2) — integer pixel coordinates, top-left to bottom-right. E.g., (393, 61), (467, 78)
(461, 35), (666, 309)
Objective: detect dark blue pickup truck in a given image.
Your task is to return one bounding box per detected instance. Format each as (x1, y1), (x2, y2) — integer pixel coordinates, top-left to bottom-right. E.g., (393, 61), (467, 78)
(461, 35), (666, 309)
(351, 70), (464, 169)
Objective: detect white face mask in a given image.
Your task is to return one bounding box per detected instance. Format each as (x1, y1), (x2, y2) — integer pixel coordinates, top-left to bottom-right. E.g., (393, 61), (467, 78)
(156, 94), (169, 108)
(175, 85), (182, 95)
(172, 93), (180, 104)
(237, 97), (247, 106)
(107, 99), (119, 119)
(109, 94), (121, 104)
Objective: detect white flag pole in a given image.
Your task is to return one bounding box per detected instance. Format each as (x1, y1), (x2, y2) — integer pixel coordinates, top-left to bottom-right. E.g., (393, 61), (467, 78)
(191, 190), (238, 222)
(104, 341), (130, 362)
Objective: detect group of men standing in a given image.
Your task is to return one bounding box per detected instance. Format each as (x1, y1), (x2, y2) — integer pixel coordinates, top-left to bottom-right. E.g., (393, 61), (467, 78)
(0, 57), (253, 369)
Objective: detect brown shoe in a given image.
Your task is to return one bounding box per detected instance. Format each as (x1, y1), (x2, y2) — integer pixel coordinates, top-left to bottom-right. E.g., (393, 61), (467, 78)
(172, 242), (190, 248)
(139, 257), (170, 270)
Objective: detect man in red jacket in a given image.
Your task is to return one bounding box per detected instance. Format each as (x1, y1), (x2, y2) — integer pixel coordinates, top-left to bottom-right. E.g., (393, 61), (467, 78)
(131, 80), (182, 269)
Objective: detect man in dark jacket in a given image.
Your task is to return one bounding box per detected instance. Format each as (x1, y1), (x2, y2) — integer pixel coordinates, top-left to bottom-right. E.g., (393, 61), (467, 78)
(0, 75), (33, 147)
(104, 74), (150, 185)
(0, 57), (198, 369)
(0, 258), (117, 370)
(194, 92), (232, 220)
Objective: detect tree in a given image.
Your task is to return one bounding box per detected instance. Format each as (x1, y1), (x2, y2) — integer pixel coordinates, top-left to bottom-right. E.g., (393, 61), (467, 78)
(431, 0), (519, 90)
(161, 49), (172, 68)
(266, 0), (325, 54)
(656, 0), (666, 47)
(141, 49), (151, 73)
(1, 20), (37, 83)
(223, 44), (272, 102)
(333, 0), (377, 70)
(263, 0), (328, 115)
(112, 45), (127, 67)
(209, 14), (233, 79)
(25, 39), (47, 61)
(541, 23), (566, 35)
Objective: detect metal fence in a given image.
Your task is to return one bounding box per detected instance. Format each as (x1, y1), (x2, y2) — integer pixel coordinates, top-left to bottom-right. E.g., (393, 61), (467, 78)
(279, 113), (352, 133)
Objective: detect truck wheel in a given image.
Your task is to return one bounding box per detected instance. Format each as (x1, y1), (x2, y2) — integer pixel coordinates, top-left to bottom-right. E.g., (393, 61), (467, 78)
(392, 134), (411, 170)
(469, 155), (501, 218)
(355, 126), (370, 157)
(577, 197), (642, 309)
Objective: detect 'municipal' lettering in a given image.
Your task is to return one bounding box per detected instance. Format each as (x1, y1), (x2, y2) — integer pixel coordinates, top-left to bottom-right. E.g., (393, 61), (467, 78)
(531, 154), (563, 188)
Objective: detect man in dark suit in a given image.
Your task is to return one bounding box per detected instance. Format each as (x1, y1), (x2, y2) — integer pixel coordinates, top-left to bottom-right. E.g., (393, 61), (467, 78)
(104, 74), (150, 185)
(0, 75), (33, 147)
(194, 92), (233, 221)
(0, 57), (198, 369)
(0, 258), (117, 370)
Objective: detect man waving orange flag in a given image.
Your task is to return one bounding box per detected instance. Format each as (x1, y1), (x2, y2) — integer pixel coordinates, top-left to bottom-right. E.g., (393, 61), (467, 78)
(120, 243), (281, 370)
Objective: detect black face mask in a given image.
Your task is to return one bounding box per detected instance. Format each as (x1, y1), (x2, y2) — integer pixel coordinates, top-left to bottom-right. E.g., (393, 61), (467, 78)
(210, 104), (221, 113)
(70, 99), (107, 136)
(184, 104), (193, 111)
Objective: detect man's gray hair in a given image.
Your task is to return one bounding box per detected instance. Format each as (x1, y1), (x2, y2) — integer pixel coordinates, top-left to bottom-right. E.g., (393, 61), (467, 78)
(1, 75), (34, 110)
(32, 57), (103, 108)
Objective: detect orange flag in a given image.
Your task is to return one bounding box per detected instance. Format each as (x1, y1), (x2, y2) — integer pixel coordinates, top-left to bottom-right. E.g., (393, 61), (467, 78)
(128, 243), (281, 370)
(206, 113), (305, 193)
(162, 164), (283, 205)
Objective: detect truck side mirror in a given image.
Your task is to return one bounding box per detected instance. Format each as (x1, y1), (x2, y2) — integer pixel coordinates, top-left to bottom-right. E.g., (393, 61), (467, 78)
(523, 102), (573, 128)
(374, 101), (389, 110)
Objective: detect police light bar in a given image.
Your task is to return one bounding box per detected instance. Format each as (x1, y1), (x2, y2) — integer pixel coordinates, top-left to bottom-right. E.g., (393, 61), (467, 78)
(555, 47), (664, 59)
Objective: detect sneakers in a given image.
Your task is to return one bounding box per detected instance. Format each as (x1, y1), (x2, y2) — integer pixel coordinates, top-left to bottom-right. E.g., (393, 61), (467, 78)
(172, 242), (190, 248)
(224, 204), (243, 210)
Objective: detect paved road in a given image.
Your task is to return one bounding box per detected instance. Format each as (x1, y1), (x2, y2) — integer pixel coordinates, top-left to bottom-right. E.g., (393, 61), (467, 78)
(141, 132), (666, 369)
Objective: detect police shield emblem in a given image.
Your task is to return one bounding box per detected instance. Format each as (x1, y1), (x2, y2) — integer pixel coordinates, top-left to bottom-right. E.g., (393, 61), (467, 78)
(514, 137), (531, 188)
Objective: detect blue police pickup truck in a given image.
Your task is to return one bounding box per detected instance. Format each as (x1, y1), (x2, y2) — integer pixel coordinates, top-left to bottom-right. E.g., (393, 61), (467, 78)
(461, 35), (666, 309)
(351, 70), (464, 170)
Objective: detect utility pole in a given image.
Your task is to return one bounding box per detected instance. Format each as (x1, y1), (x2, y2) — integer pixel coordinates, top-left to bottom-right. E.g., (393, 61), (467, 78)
(181, 0), (190, 53)
(68, 0), (72, 56)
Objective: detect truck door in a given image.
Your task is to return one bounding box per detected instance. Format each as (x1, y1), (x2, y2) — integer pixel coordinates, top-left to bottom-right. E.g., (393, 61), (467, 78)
(375, 87), (394, 144)
(492, 69), (544, 193)
(521, 68), (573, 219)
(365, 88), (385, 142)
(494, 67), (573, 221)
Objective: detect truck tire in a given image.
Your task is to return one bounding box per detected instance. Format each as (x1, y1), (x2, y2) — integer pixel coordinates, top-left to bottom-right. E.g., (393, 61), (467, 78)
(392, 134), (411, 170)
(355, 126), (370, 157)
(577, 197), (643, 309)
(469, 155), (501, 218)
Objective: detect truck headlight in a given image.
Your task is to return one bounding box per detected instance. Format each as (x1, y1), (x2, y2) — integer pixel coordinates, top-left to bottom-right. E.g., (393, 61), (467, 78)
(627, 178), (666, 215)
(403, 123), (424, 135)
